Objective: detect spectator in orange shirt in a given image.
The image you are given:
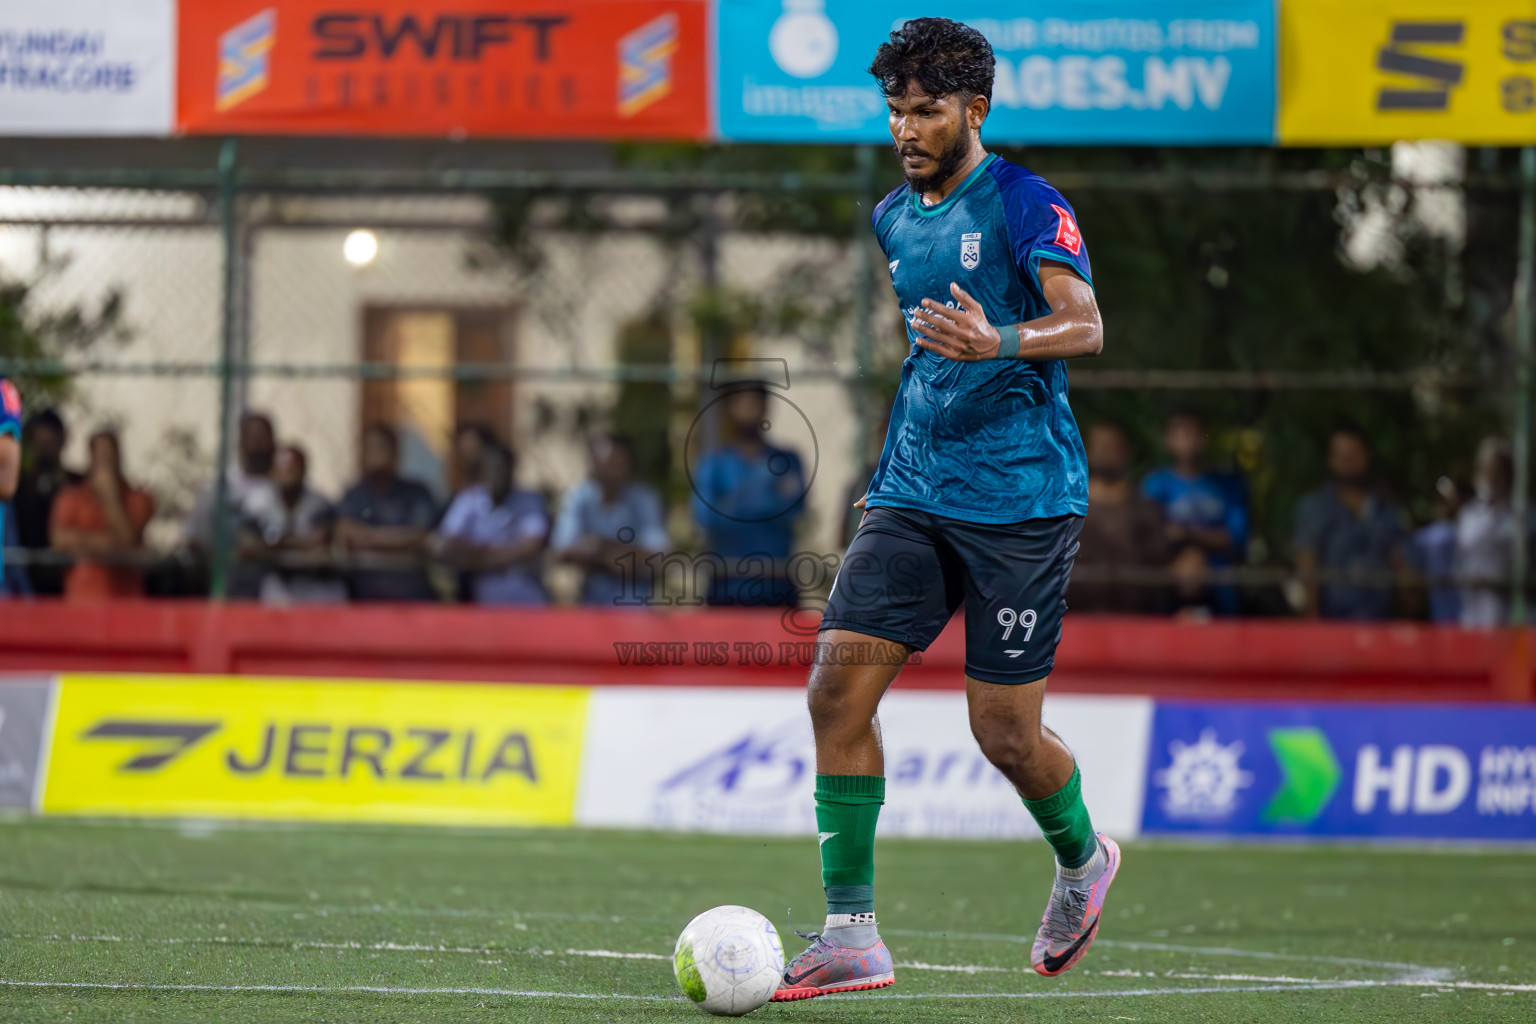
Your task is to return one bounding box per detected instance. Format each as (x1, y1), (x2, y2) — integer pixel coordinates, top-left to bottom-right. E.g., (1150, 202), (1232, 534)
(50, 429), (155, 601)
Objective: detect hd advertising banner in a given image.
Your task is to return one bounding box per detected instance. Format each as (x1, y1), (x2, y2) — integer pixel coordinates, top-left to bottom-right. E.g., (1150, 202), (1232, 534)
(716, 0), (1276, 144)
(178, 0), (710, 139)
(578, 688), (1152, 839)
(1279, 0), (1536, 145)
(1142, 702), (1536, 840)
(0, 0), (175, 136)
(42, 675), (590, 826)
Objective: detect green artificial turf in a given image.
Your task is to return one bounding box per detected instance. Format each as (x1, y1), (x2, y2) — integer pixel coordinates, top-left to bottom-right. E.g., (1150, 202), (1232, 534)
(0, 816), (1532, 1022)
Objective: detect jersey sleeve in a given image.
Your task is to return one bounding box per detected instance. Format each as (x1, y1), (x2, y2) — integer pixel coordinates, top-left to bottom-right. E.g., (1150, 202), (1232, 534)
(0, 378), (21, 440)
(995, 171), (1093, 292)
(869, 185), (906, 257)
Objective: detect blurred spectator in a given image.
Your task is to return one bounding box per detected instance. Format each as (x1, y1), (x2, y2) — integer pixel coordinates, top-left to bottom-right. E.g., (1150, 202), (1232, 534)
(1141, 410), (1248, 616)
(552, 433), (669, 606)
(1293, 424), (1409, 621)
(185, 411), (278, 556)
(1070, 421), (1168, 614)
(50, 429), (155, 601)
(13, 409), (79, 595)
(238, 445), (345, 605)
(452, 424), (497, 496)
(1456, 438), (1531, 628)
(1409, 475), (1467, 625)
(691, 385), (806, 607)
(0, 380), (20, 598)
(438, 443), (550, 605)
(336, 424), (439, 601)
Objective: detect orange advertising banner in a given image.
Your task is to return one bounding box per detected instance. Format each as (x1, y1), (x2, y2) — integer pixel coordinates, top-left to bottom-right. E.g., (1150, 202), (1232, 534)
(178, 0), (708, 139)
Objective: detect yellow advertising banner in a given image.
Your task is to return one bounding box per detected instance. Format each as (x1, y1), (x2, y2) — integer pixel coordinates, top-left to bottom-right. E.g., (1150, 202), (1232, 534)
(43, 675), (589, 826)
(1280, 0), (1536, 145)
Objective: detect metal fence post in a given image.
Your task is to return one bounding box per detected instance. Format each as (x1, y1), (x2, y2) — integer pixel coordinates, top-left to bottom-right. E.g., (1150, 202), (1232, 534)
(210, 139), (241, 601)
(1514, 146), (1535, 626)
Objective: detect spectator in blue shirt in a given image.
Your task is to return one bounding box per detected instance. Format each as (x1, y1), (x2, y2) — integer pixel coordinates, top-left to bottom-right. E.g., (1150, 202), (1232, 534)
(1141, 410), (1249, 616)
(1409, 475), (1466, 624)
(691, 384), (806, 607)
(552, 434), (669, 607)
(438, 443), (550, 606)
(1293, 424), (1409, 621)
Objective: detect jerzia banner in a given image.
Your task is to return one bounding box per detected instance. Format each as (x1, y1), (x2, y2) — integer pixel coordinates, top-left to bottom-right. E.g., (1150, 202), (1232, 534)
(177, 0), (710, 139)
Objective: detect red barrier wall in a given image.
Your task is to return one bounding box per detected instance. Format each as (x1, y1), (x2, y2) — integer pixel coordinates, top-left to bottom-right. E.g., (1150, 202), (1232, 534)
(0, 602), (1530, 702)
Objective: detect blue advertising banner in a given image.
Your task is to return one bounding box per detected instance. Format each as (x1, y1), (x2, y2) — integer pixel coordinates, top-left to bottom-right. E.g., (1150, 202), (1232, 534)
(715, 0), (1276, 144)
(1143, 702), (1536, 841)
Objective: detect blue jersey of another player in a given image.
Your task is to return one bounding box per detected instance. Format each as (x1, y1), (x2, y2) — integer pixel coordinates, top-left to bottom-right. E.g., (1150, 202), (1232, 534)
(863, 153), (1092, 525)
(0, 378), (22, 580)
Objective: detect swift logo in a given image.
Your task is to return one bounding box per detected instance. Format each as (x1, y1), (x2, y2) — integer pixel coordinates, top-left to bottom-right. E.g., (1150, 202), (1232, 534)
(311, 13), (568, 62)
(618, 13), (678, 117)
(82, 720), (221, 772)
(1376, 21), (1465, 111)
(217, 8), (276, 112)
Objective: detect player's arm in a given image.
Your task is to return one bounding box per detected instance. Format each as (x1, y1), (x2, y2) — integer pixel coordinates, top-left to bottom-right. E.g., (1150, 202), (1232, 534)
(912, 261), (1102, 362)
(0, 433), (18, 502)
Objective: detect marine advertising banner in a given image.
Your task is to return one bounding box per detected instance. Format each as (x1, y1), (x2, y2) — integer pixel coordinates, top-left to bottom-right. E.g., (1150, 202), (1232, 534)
(0, 677), (53, 810)
(577, 688), (1152, 839)
(716, 0), (1276, 144)
(178, 0), (710, 139)
(42, 675), (590, 826)
(1142, 702), (1536, 840)
(0, 0), (175, 136)
(1279, 0), (1536, 145)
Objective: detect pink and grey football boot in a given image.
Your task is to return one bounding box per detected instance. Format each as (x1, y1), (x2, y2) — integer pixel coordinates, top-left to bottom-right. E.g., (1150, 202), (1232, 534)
(1030, 833), (1122, 977)
(771, 931), (895, 1001)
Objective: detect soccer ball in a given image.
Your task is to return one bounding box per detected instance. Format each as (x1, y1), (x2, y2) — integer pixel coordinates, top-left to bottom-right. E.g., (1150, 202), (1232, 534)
(673, 905), (785, 1016)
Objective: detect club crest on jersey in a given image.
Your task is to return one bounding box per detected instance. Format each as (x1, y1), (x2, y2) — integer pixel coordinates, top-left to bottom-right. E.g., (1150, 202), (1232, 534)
(959, 232), (981, 270)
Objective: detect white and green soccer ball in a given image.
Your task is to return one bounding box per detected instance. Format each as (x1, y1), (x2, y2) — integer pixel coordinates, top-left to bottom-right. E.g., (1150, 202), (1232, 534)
(673, 905), (785, 1016)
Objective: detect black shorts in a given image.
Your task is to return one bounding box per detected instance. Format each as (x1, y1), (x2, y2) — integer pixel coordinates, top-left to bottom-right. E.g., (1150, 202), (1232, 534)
(820, 506), (1083, 685)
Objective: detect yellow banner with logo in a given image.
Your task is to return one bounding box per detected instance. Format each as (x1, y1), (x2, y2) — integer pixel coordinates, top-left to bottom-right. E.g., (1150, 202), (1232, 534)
(43, 675), (589, 826)
(1280, 0), (1536, 145)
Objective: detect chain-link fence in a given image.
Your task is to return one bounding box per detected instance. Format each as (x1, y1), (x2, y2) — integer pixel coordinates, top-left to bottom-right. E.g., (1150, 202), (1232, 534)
(0, 141), (1531, 623)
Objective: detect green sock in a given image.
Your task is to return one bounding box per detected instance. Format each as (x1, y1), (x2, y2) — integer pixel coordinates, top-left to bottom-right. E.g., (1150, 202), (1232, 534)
(814, 774), (884, 915)
(1021, 765), (1098, 869)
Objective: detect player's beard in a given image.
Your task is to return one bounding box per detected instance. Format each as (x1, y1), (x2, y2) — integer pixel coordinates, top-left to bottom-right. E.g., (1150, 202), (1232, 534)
(899, 122), (975, 194)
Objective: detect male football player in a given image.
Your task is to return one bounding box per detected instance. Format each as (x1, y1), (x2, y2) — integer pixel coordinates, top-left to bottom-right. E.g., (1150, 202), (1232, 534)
(774, 18), (1117, 1002)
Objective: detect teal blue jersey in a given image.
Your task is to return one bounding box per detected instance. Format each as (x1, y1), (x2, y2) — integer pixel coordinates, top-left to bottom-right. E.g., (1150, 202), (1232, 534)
(864, 153), (1092, 525)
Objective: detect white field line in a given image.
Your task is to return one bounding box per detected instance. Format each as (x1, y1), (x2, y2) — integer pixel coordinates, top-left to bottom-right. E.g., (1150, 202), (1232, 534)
(9, 934), (669, 960)
(883, 927), (1453, 980)
(2, 978), (1533, 1002)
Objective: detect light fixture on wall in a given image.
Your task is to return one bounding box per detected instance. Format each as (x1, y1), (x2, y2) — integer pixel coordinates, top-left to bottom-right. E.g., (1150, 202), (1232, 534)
(343, 229), (379, 266)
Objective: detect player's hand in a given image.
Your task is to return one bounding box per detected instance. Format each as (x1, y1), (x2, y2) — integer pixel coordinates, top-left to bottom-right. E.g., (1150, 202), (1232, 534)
(853, 494), (866, 509)
(913, 283), (1003, 361)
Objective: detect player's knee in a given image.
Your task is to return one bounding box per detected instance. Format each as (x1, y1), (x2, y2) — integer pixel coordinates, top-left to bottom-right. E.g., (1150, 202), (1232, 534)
(972, 719), (1042, 777)
(806, 666), (872, 735)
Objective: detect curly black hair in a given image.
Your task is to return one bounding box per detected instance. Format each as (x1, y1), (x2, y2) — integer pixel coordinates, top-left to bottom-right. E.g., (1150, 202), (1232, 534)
(867, 18), (995, 107)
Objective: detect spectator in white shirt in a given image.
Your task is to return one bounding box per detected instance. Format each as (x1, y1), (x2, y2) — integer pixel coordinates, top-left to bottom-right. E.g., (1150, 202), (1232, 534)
(551, 434), (669, 607)
(1456, 437), (1531, 627)
(437, 443), (550, 605)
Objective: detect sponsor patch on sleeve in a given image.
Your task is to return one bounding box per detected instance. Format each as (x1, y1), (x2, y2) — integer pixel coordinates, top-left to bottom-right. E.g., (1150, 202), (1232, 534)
(1050, 204), (1082, 257)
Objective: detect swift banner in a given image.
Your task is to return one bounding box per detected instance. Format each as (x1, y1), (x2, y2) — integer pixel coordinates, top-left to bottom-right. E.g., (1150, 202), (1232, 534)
(1280, 0), (1536, 145)
(42, 675), (590, 826)
(177, 0), (709, 139)
(0, 0), (175, 136)
(716, 0), (1276, 144)
(1142, 702), (1536, 840)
